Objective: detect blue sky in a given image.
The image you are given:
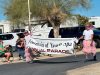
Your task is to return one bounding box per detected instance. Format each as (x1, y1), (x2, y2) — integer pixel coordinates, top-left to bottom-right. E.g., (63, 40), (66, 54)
(0, 0), (6, 20)
(0, 10), (5, 20)
(0, 0), (100, 20)
(73, 0), (100, 17)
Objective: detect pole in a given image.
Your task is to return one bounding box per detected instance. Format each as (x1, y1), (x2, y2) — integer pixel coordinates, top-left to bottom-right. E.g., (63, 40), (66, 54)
(28, 0), (31, 31)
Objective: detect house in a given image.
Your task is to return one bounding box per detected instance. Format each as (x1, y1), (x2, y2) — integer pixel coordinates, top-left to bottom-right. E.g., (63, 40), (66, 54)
(0, 20), (26, 33)
(89, 16), (100, 28)
(0, 20), (11, 33)
(28, 16), (79, 38)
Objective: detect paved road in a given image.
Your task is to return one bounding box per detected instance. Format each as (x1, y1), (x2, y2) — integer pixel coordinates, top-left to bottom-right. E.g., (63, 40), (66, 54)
(0, 52), (100, 75)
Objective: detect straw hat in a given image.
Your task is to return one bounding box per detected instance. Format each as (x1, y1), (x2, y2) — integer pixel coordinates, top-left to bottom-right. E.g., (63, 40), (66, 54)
(85, 22), (94, 29)
(85, 22), (92, 26)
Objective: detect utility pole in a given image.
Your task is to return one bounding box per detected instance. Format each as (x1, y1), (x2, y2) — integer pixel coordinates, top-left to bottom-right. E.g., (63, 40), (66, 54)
(28, 0), (31, 31)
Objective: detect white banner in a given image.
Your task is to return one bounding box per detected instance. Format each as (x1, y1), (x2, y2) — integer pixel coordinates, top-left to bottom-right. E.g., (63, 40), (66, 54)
(27, 38), (77, 54)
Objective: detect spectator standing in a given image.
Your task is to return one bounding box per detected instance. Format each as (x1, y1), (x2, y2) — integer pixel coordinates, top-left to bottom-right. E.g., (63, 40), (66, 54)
(16, 38), (25, 60)
(16, 37), (21, 60)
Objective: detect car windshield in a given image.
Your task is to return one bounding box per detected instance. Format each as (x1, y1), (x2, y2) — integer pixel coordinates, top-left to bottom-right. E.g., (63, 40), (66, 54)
(13, 29), (25, 32)
(0, 34), (13, 40)
(17, 33), (25, 38)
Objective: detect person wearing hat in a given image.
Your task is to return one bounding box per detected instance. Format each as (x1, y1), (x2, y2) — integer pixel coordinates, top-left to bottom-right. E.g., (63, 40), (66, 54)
(79, 22), (97, 61)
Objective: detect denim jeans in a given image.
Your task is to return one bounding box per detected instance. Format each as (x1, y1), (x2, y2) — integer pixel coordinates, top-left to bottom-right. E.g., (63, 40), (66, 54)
(17, 48), (25, 59)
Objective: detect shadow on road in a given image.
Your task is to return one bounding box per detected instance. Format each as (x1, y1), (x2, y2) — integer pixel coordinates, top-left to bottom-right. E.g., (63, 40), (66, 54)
(33, 52), (100, 64)
(0, 51), (100, 75)
(31, 52), (100, 75)
(33, 60), (79, 64)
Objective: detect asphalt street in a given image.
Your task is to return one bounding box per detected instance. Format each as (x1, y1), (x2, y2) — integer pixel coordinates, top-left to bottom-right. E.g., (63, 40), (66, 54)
(0, 52), (100, 75)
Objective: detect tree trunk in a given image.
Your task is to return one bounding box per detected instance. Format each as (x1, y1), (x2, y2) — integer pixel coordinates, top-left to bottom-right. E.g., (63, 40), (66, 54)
(53, 26), (60, 38)
(47, 17), (60, 38)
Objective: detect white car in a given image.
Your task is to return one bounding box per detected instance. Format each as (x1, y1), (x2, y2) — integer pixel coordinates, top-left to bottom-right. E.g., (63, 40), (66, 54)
(0, 32), (24, 51)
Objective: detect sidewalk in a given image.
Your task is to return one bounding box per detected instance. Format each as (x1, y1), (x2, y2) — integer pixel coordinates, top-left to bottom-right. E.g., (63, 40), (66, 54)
(0, 53), (67, 65)
(0, 49), (100, 65)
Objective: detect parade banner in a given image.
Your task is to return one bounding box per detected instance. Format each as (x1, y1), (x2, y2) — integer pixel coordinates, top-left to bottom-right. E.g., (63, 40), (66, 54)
(27, 37), (77, 54)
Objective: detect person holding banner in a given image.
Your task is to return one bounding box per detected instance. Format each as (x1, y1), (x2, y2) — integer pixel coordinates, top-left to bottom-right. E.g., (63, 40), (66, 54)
(79, 22), (97, 61)
(24, 31), (33, 63)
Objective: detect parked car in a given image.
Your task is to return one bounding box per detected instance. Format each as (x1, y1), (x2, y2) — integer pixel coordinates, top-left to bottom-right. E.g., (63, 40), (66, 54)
(49, 26), (100, 48)
(0, 32), (25, 51)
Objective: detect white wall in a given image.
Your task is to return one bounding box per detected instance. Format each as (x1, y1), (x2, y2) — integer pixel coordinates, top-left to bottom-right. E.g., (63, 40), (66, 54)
(31, 24), (52, 38)
(0, 20), (11, 33)
(28, 17), (78, 38)
(89, 16), (100, 28)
